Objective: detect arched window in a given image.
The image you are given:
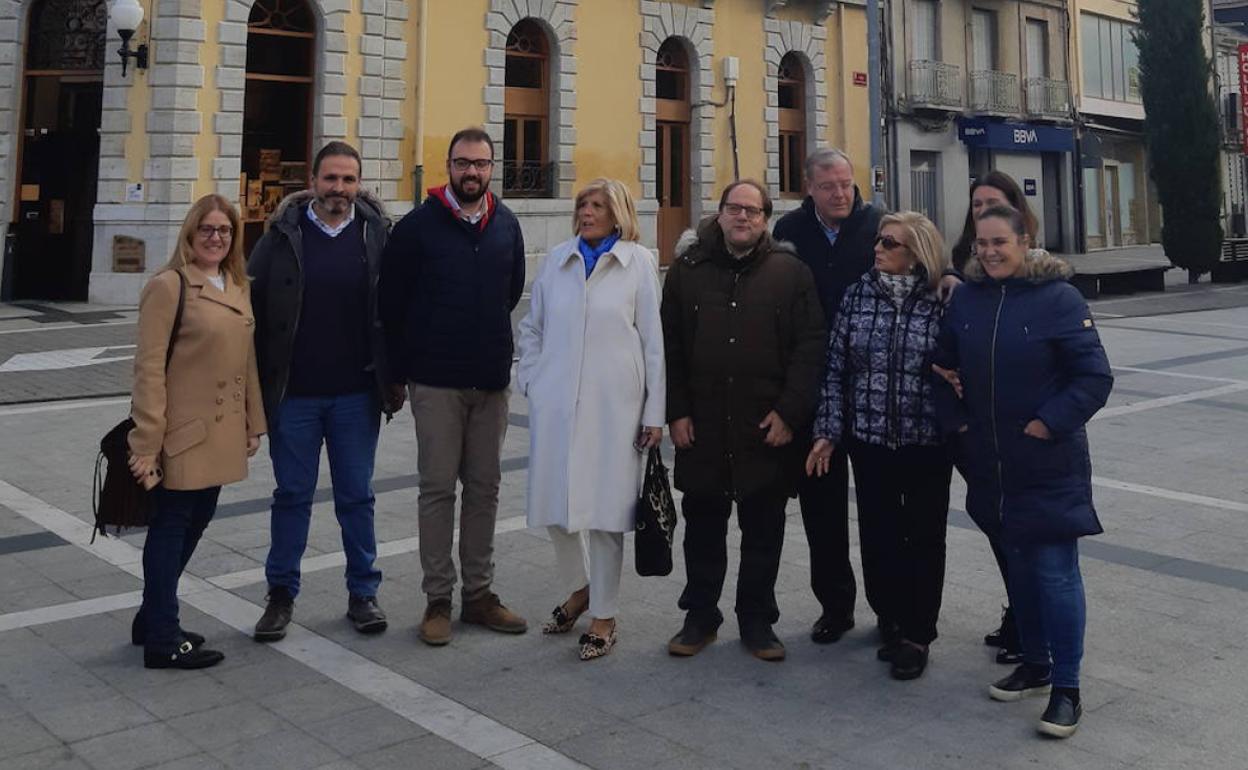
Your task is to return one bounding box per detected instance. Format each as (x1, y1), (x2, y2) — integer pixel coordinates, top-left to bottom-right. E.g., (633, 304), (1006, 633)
(241, 0), (315, 251)
(25, 0), (106, 71)
(777, 52), (806, 196)
(504, 19), (551, 197)
(655, 38), (691, 264)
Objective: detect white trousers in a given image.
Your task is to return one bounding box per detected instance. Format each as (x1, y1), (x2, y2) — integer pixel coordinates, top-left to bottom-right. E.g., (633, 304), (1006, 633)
(547, 526), (624, 619)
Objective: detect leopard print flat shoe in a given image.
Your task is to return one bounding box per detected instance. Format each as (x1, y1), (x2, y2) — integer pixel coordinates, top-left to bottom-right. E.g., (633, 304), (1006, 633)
(541, 601), (587, 634)
(578, 625), (618, 660)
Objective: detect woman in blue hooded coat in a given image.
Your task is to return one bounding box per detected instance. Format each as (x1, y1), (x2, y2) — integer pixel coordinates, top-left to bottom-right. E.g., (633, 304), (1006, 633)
(932, 205), (1112, 739)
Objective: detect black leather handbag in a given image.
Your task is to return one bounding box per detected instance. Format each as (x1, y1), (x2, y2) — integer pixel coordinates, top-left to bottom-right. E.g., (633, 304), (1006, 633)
(92, 273), (185, 541)
(634, 447), (677, 576)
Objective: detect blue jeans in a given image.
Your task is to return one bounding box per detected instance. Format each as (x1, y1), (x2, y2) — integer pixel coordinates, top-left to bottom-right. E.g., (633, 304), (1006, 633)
(264, 392), (382, 599)
(140, 486), (221, 654)
(1006, 539), (1086, 688)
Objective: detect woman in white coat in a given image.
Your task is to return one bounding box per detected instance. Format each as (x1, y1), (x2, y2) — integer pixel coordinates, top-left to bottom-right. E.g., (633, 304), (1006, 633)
(517, 178), (666, 660)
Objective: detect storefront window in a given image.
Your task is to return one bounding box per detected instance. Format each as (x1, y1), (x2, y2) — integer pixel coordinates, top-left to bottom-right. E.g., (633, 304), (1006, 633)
(1083, 167), (1103, 241)
(1119, 161), (1137, 244)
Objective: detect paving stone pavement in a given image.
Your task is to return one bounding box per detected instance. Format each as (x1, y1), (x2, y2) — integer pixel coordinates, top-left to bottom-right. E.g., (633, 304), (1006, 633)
(0, 288), (1247, 769)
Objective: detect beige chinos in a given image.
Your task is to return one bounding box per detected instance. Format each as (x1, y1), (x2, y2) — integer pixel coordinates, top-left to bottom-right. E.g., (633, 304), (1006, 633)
(409, 383), (510, 603)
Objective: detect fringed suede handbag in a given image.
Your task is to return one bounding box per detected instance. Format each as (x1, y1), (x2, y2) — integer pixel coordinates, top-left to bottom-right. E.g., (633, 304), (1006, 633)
(92, 273), (186, 542)
(634, 447), (677, 576)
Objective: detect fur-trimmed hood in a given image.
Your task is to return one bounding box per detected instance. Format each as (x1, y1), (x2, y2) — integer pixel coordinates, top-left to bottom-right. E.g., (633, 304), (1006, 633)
(268, 187), (391, 228)
(673, 217), (799, 265)
(962, 247), (1074, 284)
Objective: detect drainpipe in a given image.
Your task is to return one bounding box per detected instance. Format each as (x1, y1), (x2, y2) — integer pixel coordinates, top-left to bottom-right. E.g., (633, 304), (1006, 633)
(868, 0), (884, 205)
(411, 0), (428, 204)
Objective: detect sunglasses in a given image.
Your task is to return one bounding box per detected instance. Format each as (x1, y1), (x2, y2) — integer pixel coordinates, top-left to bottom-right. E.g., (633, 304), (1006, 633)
(875, 235), (907, 251)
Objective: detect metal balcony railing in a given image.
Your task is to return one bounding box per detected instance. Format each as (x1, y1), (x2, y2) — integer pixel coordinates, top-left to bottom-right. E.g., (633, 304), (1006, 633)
(502, 160), (555, 198)
(907, 60), (964, 110)
(969, 70), (1020, 114)
(1024, 77), (1071, 120)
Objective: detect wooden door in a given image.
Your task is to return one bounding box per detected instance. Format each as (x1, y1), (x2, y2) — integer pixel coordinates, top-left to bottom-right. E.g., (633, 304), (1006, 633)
(656, 121), (689, 265)
(15, 77), (101, 300)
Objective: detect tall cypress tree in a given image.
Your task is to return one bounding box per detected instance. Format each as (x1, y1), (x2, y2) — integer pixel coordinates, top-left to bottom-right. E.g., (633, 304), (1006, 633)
(1136, 0), (1223, 280)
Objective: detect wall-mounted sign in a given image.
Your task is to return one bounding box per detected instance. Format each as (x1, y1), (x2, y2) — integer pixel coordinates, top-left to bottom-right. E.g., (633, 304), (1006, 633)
(1237, 44), (1248, 154)
(1024, 179), (1037, 196)
(957, 119), (1074, 153)
(126, 182), (145, 203)
(853, 72), (868, 87)
(112, 235), (146, 273)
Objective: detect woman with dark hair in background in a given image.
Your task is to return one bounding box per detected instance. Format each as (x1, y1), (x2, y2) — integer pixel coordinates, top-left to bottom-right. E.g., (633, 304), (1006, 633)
(950, 171), (1040, 273)
(948, 170), (1040, 665)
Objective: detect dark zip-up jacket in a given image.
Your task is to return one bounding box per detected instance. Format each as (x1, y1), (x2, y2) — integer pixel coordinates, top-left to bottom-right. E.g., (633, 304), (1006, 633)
(771, 190), (884, 325)
(814, 269), (944, 449)
(933, 251), (1113, 542)
(247, 190), (393, 426)
(378, 191), (525, 391)
(661, 221), (827, 499)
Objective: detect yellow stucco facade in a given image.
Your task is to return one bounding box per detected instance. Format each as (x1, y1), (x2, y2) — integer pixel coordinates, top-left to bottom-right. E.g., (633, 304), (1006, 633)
(2, 0), (873, 302)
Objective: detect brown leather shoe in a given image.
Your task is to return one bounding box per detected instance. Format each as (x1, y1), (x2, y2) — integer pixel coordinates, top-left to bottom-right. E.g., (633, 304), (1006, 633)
(419, 599), (452, 646)
(461, 593), (528, 634)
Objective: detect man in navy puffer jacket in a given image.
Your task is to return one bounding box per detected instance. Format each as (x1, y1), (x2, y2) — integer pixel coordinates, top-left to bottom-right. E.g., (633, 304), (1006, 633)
(379, 127), (528, 646)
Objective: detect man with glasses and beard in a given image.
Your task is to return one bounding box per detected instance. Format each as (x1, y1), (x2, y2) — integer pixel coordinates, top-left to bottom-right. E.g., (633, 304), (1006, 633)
(379, 127), (528, 646)
(249, 141), (399, 641)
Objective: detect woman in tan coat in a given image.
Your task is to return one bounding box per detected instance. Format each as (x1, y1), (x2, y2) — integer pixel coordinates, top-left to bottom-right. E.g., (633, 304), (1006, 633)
(128, 194), (266, 669)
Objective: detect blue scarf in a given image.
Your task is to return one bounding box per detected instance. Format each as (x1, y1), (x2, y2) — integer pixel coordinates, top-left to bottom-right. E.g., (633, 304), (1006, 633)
(577, 233), (620, 278)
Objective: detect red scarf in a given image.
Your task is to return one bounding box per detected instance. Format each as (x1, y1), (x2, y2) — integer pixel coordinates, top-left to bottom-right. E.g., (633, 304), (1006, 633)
(428, 185), (494, 232)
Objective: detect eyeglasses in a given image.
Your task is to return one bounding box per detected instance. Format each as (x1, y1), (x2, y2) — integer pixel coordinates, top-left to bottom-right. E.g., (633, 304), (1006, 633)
(875, 235), (907, 251)
(197, 225), (234, 240)
(722, 203), (765, 220)
(450, 158), (494, 172)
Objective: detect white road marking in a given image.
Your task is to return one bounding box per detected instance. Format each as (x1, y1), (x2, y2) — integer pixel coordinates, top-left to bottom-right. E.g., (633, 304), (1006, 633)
(207, 515), (532, 590)
(1112, 365), (1248, 386)
(0, 319), (137, 336)
(0, 590), (142, 633)
(1088, 282), (1248, 306)
(0, 396), (131, 418)
(0, 478), (586, 770)
(0, 345), (136, 373)
(1091, 476), (1248, 514)
(1093, 383), (1248, 420)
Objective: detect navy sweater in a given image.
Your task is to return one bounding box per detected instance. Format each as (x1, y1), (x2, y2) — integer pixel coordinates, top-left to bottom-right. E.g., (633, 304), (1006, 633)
(287, 214), (373, 397)
(378, 192), (525, 391)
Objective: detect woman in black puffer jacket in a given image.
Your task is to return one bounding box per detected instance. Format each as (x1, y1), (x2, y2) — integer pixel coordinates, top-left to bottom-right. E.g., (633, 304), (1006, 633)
(806, 211), (951, 682)
(933, 205), (1113, 739)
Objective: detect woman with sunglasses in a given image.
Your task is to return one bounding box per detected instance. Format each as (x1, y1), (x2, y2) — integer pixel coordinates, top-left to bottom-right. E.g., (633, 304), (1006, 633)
(128, 194), (266, 669)
(805, 211), (952, 680)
